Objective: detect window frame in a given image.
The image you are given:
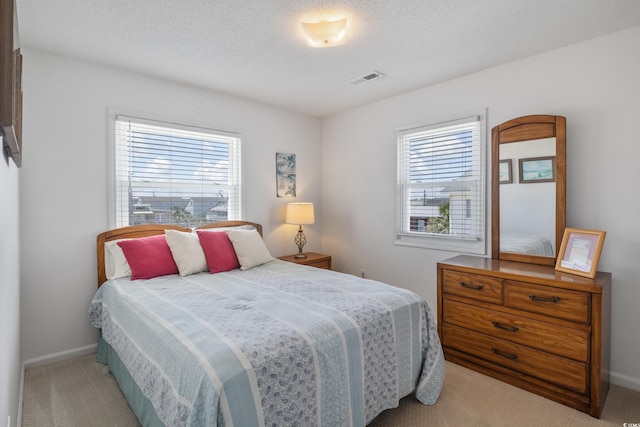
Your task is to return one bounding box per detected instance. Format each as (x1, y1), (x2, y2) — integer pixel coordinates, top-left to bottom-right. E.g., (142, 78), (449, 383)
(108, 109), (242, 228)
(394, 110), (487, 254)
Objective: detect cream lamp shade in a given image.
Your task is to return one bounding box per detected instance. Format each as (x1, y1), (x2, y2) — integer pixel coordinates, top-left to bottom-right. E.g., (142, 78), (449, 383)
(286, 203), (315, 258)
(301, 18), (348, 48)
(286, 202), (315, 225)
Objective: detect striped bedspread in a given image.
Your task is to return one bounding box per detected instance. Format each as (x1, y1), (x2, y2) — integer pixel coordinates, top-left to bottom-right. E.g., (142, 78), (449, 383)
(89, 260), (444, 426)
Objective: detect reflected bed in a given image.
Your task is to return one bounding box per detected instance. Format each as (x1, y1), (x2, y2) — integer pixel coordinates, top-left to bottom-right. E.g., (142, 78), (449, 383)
(500, 233), (554, 256)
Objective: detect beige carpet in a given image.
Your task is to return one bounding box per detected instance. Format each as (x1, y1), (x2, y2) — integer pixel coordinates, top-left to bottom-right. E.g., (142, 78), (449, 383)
(22, 353), (640, 426)
(22, 354), (139, 427)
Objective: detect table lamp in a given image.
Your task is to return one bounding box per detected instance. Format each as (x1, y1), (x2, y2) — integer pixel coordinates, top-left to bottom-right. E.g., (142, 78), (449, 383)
(285, 202), (315, 259)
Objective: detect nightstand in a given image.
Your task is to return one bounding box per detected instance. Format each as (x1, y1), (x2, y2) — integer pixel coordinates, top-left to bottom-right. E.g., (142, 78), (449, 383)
(278, 252), (332, 270)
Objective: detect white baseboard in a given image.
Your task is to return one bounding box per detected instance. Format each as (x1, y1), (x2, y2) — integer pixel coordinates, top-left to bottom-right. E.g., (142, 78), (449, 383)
(610, 370), (640, 392)
(22, 343), (98, 370)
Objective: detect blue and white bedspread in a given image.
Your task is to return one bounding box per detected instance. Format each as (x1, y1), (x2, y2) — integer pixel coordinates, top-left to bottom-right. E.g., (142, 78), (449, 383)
(89, 260), (444, 426)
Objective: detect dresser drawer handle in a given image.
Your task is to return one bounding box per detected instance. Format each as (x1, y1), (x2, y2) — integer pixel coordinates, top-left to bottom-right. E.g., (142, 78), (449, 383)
(460, 282), (483, 290)
(529, 294), (560, 303)
(491, 347), (518, 360)
(492, 321), (519, 332)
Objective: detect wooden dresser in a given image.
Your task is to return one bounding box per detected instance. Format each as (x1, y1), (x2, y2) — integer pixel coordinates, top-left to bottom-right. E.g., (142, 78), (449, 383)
(437, 254), (611, 417)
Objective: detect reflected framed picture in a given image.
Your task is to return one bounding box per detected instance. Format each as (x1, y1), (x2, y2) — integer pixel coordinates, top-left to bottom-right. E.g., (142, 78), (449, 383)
(519, 156), (555, 183)
(499, 159), (512, 184)
(555, 228), (606, 279)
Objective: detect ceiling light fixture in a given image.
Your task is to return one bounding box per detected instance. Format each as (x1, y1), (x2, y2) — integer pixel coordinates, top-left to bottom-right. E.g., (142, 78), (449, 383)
(301, 18), (348, 48)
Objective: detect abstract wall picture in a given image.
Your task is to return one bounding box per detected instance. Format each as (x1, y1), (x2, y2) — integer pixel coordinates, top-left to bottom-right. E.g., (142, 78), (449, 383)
(276, 153), (296, 197)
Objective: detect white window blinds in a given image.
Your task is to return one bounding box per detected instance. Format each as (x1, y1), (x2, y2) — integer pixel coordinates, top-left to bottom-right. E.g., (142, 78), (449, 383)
(113, 115), (241, 228)
(396, 113), (485, 253)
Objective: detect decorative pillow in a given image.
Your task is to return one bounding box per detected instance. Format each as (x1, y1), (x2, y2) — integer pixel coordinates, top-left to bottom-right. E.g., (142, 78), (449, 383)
(105, 239), (132, 280)
(164, 229), (207, 276)
(226, 228), (275, 270)
(117, 235), (179, 280)
(196, 230), (240, 273)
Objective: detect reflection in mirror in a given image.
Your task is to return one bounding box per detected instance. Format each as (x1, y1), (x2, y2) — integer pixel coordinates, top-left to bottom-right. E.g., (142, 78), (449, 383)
(500, 138), (556, 255)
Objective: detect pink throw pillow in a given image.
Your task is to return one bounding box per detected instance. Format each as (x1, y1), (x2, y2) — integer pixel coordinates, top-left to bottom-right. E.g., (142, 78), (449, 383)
(117, 235), (179, 280)
(196, 230), (240, 273)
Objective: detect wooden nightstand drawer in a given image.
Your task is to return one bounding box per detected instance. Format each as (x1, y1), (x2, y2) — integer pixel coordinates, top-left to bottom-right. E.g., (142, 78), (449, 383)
(442, 270), (503, 304)
(504, 281), (590, 324)
(278, 252), (332, 270)
(304, 258), (331, 269)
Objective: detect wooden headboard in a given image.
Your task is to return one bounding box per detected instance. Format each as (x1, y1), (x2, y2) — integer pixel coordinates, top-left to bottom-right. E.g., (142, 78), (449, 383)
(97, 221), (263, 287)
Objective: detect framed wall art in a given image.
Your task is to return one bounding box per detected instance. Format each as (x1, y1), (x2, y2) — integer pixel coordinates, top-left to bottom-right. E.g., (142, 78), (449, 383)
(555, 228), (606, 279)
(276, 153), (296, 197)
(519, 156), (555, 183)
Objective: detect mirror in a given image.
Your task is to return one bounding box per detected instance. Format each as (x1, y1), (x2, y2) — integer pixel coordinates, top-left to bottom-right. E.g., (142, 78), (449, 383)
(491, 115), (566, 266)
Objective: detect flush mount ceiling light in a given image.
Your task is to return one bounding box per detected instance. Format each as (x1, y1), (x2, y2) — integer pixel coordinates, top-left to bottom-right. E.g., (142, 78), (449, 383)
(301, 17), (348, 48)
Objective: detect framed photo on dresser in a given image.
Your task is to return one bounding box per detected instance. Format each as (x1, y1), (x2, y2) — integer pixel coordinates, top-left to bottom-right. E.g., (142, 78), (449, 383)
(555, 228), (606, 279)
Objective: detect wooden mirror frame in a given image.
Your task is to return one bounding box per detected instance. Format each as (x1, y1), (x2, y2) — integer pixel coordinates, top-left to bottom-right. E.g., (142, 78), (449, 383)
(491, 115), (566, 266)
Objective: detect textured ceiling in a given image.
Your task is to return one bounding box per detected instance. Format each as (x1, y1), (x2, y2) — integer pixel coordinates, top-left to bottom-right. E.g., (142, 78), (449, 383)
(16, 0), (640, 117)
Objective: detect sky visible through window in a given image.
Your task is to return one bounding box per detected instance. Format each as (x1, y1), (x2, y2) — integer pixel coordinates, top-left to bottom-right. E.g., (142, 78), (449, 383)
(407, 129), (473, 202)
(128, 129), (231, 197)
(409, 129), (473, 183)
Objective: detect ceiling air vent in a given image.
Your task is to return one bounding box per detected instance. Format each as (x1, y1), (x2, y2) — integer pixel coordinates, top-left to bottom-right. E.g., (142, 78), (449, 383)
(350, 71), (384, 85)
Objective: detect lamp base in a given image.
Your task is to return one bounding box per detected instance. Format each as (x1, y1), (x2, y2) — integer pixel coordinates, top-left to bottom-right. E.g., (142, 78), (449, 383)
(293, 226), (308, 259)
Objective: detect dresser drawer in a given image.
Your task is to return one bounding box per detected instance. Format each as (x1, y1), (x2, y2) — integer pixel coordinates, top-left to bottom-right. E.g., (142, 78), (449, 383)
(442, 270), (503, 304)
(443, 300), (589, 362)
(443, 324), (588, 393)
(504, 281), (590, 323)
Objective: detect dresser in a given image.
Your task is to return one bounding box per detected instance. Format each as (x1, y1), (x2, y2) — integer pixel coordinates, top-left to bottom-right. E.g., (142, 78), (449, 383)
(437, 255), (611, 417)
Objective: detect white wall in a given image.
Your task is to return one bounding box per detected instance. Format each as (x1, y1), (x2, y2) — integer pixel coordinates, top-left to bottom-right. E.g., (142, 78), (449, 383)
(0, 152), (20, 425)
(322, 25), (640, 390)
(20, 49), (322, 362)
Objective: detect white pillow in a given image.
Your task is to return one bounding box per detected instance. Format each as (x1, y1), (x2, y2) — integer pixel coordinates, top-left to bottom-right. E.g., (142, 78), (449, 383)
(164, 229), (207, 276)
(105, 239), (132, 280)
(226, 229), (275, 270)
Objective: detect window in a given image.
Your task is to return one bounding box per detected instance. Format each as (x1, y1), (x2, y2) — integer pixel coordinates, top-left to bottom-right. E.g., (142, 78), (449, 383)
(395, 112), (486, 253)
(111, 114), (241, 228)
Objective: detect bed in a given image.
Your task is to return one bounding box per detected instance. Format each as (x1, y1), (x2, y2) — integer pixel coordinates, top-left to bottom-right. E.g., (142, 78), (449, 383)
(89, 221), (444, 426)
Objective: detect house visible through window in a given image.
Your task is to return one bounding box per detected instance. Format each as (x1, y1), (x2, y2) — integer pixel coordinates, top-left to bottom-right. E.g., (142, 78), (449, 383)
(395, 112), (486, 254)
(112, 114), (241, 228)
